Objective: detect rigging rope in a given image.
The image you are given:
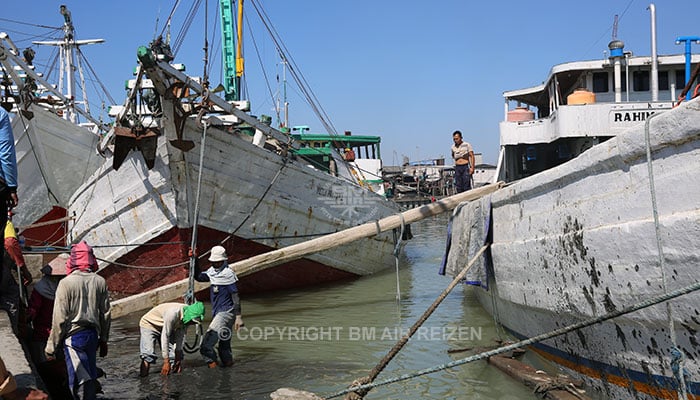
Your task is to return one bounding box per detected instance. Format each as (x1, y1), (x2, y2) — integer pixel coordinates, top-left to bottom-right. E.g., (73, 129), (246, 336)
(392, 214), (405, 302)
(249, 0), (338, 136)
(643, 113), (688, 399)
(185, 110), (210, 305)
(16, 111), (60, 204)
(342, 244), (489, 400)
(327, 279), (700, 399)
(183, 110), (211, 354)
(217, 153), (289, 248)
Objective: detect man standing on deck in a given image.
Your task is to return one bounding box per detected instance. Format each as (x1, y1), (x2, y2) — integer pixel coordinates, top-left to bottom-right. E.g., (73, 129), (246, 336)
(45, 241), (110, 400)
(193, 245), (244, 368)
(451, 130), (475, 193)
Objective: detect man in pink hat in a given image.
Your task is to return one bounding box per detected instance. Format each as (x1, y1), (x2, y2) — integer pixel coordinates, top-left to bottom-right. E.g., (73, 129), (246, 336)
(46, 242), (110, 400)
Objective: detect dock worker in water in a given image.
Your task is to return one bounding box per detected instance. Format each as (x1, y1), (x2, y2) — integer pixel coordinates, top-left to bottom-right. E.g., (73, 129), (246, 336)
(451, 130), (475, 193)
(138, 301), (205, 376)
(193, 245), (244, 368)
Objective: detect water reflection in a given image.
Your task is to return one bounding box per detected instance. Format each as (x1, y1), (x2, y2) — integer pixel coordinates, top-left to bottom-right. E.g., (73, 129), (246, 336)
(98, 215), (540, 399)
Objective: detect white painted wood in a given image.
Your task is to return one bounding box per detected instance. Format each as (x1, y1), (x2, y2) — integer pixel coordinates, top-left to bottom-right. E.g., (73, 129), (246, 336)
(67, 114), (402, 277)
(11, 105), (102, 226)
(444, 98), (700, 398)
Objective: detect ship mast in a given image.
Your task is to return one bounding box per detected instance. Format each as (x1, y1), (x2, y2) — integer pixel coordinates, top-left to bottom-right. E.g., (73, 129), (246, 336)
(32, 5), (104, 123)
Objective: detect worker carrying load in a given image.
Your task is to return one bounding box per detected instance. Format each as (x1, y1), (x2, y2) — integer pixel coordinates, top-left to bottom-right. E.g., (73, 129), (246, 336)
(344, 147), (355, 162)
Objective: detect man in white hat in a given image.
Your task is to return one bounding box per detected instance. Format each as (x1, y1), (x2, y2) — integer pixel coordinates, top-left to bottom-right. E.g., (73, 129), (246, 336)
(193, 245), (243, 368)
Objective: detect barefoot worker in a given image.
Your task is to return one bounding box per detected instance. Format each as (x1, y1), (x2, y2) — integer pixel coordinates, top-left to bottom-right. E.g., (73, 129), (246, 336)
(193, 246), (244, 368)
(138, 301), (205, 376)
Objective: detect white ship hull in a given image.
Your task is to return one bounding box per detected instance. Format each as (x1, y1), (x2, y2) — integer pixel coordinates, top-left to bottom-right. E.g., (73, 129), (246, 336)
(68, 115), (399, 295)
(443, 99), (700, 399)
(12, 105), (102, 245)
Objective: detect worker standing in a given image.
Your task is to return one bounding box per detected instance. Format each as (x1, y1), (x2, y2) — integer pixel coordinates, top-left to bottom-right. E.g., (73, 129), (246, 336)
(451, 130), (475, 193)
(193, 246), (244, 368)
(45, 241), (110, 400)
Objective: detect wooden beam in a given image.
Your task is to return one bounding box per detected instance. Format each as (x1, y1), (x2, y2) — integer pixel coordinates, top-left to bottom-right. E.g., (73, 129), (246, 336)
(231, 181), (503, 277)
(111, 182), (503, 318)
(111, 280), (209, 319)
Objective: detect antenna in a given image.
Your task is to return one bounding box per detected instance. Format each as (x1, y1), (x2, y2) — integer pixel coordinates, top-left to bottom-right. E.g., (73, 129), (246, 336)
(612, 14), (619, 41)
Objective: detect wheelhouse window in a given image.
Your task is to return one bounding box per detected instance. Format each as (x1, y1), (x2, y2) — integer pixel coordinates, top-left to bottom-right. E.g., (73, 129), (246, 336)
(633, 71), (650, 92)
(676, 70), (686, 89)
(659, 71), (669, 90)
(592, 72), (608, 93)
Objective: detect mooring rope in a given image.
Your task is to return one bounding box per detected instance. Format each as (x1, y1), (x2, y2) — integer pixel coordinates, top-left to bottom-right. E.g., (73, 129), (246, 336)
(184, 111), (208, 305)
(182, 111), (210, 354)
(326, 279), (700, 399)
(341, 244), (489, 400)
(643, 112), (688, 399)
(216, 150), (289, 248)
(392, 214), (406, 302)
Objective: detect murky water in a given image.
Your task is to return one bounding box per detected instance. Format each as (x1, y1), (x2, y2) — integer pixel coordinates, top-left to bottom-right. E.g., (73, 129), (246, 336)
(98, 215), (550, 399)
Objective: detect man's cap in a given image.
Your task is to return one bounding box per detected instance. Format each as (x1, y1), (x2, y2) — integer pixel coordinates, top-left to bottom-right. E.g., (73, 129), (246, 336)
(208, 246), (228, 262)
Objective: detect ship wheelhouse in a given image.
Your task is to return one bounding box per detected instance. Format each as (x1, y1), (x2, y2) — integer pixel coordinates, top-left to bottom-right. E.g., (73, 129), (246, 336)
(498, 53), (700, 182)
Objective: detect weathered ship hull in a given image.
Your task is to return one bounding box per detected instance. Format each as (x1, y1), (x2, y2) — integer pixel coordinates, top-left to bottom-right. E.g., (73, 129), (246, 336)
(443, 99), (700, 399)
(12, 105), (102, 246)
(68, 115), (399, 296)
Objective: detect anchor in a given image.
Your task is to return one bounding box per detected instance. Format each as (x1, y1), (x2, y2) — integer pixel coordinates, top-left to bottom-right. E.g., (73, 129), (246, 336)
(112, 125), (159, 170)
(168, 81), (196, 152)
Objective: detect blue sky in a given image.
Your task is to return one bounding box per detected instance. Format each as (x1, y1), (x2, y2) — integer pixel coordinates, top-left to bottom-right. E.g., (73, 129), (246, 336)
(1, 1), (698, 165)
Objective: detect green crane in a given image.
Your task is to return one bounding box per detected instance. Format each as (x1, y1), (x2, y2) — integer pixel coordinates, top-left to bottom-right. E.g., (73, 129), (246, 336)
(219, 0), (244, 101)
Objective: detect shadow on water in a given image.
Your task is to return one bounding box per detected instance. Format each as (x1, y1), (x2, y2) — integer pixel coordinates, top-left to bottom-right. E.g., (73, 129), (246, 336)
(97, 215), (544, 399)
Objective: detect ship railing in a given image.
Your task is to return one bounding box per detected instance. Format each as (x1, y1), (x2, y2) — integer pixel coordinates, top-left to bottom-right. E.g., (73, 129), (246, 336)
(144, 55), (296, 149)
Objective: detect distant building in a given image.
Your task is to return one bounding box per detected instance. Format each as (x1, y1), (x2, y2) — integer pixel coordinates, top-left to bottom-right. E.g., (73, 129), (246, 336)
(473, 163), (497, 187)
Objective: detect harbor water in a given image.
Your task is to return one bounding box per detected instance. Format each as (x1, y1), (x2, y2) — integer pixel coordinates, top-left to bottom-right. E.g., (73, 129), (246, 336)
(98, 215), (551, 399)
